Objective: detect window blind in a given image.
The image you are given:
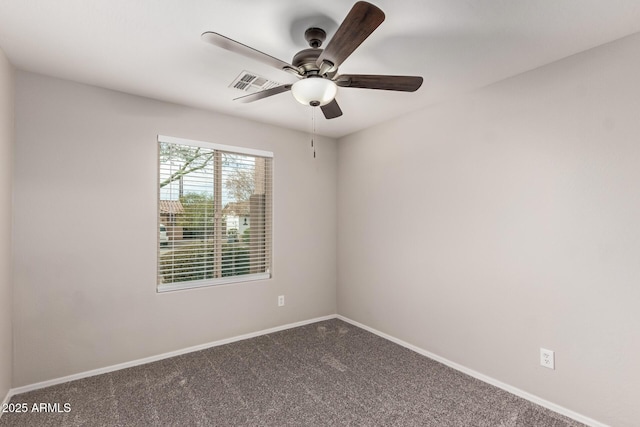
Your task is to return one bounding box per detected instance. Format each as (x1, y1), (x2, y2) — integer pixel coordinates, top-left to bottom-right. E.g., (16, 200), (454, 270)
(157, 135), (272, 292)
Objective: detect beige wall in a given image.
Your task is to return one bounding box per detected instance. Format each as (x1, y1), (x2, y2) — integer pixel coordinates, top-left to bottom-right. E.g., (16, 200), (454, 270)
(337, 33), (640, 426)
(0, 48), (14, 402)
(13, 72), (337, 387)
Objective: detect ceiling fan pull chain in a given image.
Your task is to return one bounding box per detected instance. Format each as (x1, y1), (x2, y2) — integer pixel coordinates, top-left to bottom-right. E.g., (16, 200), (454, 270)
(311, 107), (317, 158)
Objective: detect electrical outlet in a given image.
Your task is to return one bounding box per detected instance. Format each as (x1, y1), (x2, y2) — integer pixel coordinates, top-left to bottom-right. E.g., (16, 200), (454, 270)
(278, 295), (285, 307)
(540, 348), (555, 369)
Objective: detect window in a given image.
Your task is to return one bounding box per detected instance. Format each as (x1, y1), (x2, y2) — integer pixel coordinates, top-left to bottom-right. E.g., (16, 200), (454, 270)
(157, 135), (272, 292)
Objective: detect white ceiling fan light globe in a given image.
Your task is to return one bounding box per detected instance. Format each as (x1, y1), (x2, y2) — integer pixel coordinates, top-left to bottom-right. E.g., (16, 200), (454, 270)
(291, 78), (338, 107)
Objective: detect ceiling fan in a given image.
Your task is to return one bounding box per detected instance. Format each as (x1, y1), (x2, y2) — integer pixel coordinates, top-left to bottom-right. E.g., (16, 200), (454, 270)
(201, 1), (423, 119)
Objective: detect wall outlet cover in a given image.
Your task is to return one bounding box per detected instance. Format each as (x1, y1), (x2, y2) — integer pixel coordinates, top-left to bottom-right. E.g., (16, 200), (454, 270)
(540, 348), (555, 370)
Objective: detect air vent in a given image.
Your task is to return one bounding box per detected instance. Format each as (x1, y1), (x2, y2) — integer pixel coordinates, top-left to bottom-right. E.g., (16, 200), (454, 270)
(229, 71), (281, 93)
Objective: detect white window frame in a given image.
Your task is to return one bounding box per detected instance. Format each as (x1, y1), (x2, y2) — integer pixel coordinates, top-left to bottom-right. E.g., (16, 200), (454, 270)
(157, 134), (273, 293)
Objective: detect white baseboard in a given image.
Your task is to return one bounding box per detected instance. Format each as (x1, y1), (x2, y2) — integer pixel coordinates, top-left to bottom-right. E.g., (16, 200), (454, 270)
(337, 315), (607, 427)
(9, 314), (337, 396)
(7, 313), (606, 427)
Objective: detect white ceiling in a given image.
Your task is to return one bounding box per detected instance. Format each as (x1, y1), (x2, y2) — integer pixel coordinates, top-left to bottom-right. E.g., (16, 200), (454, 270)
(1, 0), (640, 138)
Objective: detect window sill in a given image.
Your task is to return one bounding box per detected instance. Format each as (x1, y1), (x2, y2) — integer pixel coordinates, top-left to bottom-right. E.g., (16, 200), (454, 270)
(157, 272), (271, 293)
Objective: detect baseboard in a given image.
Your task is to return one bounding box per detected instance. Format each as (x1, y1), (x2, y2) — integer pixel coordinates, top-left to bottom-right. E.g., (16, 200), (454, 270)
(337, 315), (607, 427)
(9, 313), (605, 426)
(10, 314), (337, 396)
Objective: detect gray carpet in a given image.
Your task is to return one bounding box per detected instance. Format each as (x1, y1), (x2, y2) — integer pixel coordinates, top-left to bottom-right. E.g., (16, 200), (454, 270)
(1, 319), (585, 426)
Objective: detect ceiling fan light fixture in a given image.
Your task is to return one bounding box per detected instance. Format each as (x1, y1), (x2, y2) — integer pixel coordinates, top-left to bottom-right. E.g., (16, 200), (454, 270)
(291, 77), (337, 107)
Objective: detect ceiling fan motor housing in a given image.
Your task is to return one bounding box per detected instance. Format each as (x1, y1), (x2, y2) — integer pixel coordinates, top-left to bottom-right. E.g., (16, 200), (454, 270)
(293, 28), (335, 76)
(292, 48), (322, 74)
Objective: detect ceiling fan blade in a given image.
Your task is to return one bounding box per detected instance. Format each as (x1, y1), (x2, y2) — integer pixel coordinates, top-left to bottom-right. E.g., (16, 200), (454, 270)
(321, 99), (343, 119)
(201, 32), (300, 75)
(336, 74), (423, 92)
(233, 84), (292, 103)
(316, 2), (385, 71)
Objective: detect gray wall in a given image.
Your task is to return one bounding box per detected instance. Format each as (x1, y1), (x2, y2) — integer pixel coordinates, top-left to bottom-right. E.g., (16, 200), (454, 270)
(0, 48), (14, 402)
(13, 72), (337, 387)
(337, 33), (640, 426)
